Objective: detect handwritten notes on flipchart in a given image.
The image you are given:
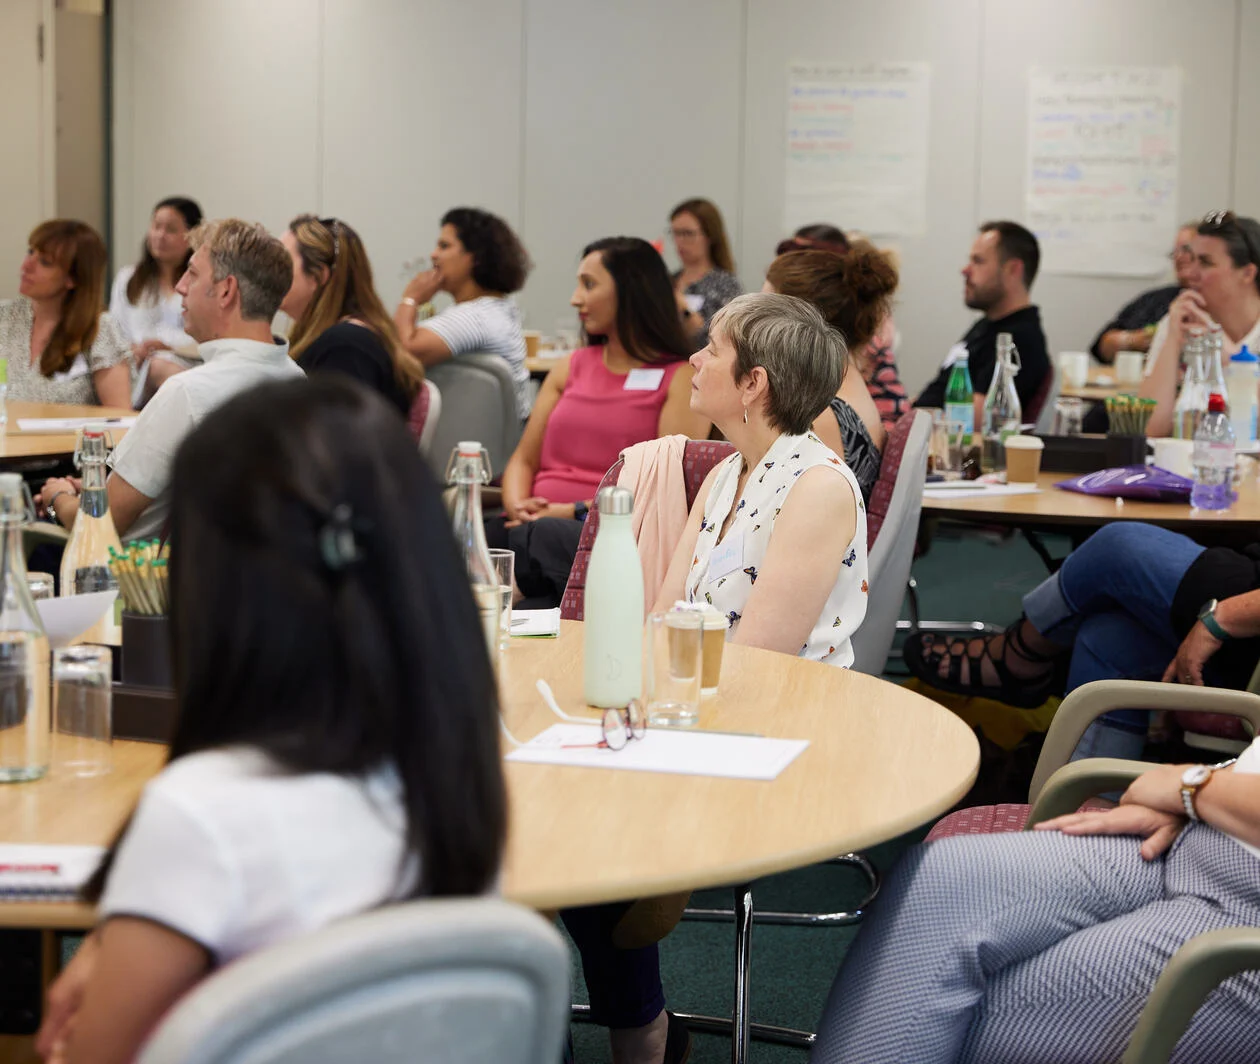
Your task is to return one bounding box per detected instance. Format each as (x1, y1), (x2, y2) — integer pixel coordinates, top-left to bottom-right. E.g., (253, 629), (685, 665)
(785, 61), (931, 237)
(1027, 67), (1180, 277)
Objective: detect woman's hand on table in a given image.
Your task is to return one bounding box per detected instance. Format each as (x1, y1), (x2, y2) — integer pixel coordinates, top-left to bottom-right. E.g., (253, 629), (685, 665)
(1034, 802), (1186, 860)
(35, 931), (98, 1059)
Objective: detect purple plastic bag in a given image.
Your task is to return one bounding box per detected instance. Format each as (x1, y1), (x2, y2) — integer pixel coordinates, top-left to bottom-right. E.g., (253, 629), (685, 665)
(1055, 465), (1193, 502)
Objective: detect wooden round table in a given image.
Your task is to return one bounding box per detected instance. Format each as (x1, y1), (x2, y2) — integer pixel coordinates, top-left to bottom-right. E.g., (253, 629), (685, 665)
(0, 622), (978, 924)
(0, 623), (977, 1063)
(922, 467), (1260, 534)
(1, 401), (134, 463)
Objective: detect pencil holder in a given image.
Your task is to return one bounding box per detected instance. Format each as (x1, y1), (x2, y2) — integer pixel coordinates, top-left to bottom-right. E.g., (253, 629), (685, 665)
(121, 610), (173, 690)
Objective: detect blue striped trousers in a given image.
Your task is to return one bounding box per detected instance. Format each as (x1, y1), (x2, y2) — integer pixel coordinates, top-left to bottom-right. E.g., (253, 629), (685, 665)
(811, 824), (1260, 1063)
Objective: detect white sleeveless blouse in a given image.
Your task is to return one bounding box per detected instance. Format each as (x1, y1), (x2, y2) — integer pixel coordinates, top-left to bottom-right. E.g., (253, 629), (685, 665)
(683, 430), (869, 668)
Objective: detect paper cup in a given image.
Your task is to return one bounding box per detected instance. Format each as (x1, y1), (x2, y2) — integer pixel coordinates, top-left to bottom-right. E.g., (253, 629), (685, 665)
(1057, 351), (1089, 389)
(523, 330), (542, 358)
(1151, 437), (1194, 479)
(1115, 350), (1145, 386)
(1004, 435), (1044, 483)
(699, 608), (727, 696)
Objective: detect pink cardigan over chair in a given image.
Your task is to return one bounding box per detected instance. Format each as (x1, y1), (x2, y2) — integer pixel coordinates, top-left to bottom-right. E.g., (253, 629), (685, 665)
(616, 435), (691, 611)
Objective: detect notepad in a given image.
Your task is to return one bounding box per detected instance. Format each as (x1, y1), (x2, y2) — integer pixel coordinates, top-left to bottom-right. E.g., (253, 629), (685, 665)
(17, 417), (137, 434)
(506, 724), (808, 780)
(0, 845), (104, 901)
(510, 608), (561, 638)
(923, 483), (1041, 500)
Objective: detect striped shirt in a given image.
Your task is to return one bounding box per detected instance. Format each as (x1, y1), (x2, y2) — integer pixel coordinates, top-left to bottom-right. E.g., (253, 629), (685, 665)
(418, 296), (530, 418)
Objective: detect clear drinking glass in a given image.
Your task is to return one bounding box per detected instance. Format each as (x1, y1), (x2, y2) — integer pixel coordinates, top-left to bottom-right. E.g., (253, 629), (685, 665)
(26, 573), (54, 601)
(488, 548), (515, 650)
(643, 610), (702, 727)
(1054, 397), (1085, 436)
(52, 645), (112, 778)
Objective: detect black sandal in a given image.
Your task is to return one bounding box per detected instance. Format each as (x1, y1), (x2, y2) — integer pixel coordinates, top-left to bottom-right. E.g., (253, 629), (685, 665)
(903, 620), (1062, 709)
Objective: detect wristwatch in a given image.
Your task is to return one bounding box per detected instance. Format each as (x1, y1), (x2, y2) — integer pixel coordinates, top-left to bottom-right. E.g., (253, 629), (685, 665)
(1180, 757), (1238, 821)
(45, 489), (75, 526)
(1198, 599), (1232, 642)
(573, 500), (589, 522)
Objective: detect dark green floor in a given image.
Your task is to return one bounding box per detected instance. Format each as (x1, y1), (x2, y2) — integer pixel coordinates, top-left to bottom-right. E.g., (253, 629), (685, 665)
(567, 528), (1068, 1063)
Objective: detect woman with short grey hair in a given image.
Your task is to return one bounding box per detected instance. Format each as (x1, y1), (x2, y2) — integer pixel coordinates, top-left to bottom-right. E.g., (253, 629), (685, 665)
(654, 291), (869, 667)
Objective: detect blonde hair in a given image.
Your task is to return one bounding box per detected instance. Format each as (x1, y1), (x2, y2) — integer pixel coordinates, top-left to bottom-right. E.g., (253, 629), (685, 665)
(28, 219), (108, 377)
(284, 215), (422, 398)
(187, 219), (292, 321)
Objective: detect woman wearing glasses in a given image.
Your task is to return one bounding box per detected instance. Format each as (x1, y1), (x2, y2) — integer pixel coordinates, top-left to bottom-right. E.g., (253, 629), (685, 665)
(280, 214), (423, 417)
(395, 207), (532, 421)
(1089, 222), (1198, 364)
(669, 198), (742, 348)
(1140, 211), (1260, 437)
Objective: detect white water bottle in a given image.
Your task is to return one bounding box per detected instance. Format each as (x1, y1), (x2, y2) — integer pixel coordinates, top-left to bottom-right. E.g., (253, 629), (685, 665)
(1226, 345), (1259, 445)
(583, 485), (643, 708)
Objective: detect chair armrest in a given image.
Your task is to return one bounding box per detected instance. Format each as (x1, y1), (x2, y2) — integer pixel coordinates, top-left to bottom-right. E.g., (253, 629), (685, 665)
(1122, 927), (1260, 1064)
(23, 524), (69, 550)
(1024, 758), (1149, 827)
(1030, 681), (1260, 801)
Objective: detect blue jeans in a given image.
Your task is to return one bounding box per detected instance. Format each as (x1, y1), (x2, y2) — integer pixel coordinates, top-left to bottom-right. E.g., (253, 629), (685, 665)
(1021, 523), (1205, 760)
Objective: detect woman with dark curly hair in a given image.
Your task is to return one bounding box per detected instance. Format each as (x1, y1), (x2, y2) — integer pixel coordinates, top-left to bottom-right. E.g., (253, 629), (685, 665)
(395, 206), (533, 419)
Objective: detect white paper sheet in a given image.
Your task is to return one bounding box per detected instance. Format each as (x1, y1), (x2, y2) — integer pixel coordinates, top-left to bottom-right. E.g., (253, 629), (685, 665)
(16, 417), (136, 434)
(37, 590), (117, 648)
(923, 484), (1041, 500)
(0, 844), (105, 900)
(1026, 67), (1180, 277)
(511, 608), (561, 638)
(506, 723), (808, 781)
(785, 60), (931, 236)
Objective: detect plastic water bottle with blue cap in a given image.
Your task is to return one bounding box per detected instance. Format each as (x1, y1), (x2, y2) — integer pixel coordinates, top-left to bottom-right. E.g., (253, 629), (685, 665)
(1226, 344), (1259, 445)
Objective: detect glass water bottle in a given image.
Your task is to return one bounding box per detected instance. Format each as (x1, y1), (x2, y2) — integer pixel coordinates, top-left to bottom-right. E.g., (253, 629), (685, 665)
(59, 425), (122, 644)
(0, 473), (51, 782)
(446, 441), (501, 660)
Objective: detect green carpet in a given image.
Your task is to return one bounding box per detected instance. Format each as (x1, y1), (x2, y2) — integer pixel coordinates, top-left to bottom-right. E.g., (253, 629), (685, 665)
(566, 528), (1069, 1062)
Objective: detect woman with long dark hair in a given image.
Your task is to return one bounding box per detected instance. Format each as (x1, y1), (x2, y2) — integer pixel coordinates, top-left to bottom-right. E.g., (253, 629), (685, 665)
(35, 377), (506, 1064)
(109, 197), (202, 368)
(489, 236), (711, 607)
(0, 219), (132, 407)
(280, 214), (423, 416)
(394, 206), (533, 419)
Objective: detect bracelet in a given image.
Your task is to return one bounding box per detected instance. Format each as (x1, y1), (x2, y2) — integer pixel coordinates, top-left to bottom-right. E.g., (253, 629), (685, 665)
(46, 489), (76, 525)
(401, 297), (418, 308)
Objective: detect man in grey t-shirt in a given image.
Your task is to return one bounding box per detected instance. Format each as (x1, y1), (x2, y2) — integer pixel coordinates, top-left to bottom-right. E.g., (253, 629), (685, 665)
(40, 219), (303, 541)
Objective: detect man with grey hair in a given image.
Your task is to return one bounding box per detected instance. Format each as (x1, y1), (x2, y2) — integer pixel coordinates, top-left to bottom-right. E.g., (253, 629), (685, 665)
(40, 219), (303, 541)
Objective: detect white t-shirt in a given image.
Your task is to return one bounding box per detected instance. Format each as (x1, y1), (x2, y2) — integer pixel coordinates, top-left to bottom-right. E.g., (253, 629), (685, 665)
(108, 265), (197, 354)
(109, 337), (304, 542)
(418, 296), (530, 419)
(99, 747), (416, 964)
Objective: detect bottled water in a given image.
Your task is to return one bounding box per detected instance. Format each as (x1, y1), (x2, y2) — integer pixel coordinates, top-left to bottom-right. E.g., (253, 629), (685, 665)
(446, 441), (500, 659)
(981, 333), (1022, 474)
(60, 425), (122, 644)
(1191, 393), (1236, 511)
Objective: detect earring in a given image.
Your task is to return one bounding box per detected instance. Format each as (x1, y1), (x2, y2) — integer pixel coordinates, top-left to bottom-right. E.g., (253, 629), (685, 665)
(742, 405), (749, 425)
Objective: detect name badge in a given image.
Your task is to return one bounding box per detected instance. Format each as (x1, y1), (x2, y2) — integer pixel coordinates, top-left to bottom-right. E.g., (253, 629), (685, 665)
(708, 533), (744, 581)
(624, 368), (665, 391)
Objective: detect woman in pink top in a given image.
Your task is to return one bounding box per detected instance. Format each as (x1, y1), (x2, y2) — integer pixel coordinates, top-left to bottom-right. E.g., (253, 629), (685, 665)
(500, 236), (710, 524)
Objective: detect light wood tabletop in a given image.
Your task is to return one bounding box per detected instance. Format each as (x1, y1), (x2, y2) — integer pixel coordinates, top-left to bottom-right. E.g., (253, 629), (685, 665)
(0, 401), (133, 461)
(1059, 367), (1139, 403)
(0, 622), (978, 927)
(922, 466), (1260, 529)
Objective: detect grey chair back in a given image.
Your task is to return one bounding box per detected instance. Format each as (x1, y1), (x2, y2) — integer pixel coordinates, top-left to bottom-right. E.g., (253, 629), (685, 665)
(136, 898), (570, 1064)
(850, 409), (931, 675)
(1033, 360), (1061, 434)
(424, 353), (523, 480)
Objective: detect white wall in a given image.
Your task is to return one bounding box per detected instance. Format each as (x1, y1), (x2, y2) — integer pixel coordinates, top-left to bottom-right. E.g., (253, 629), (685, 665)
(111, 0), (1260, 395)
